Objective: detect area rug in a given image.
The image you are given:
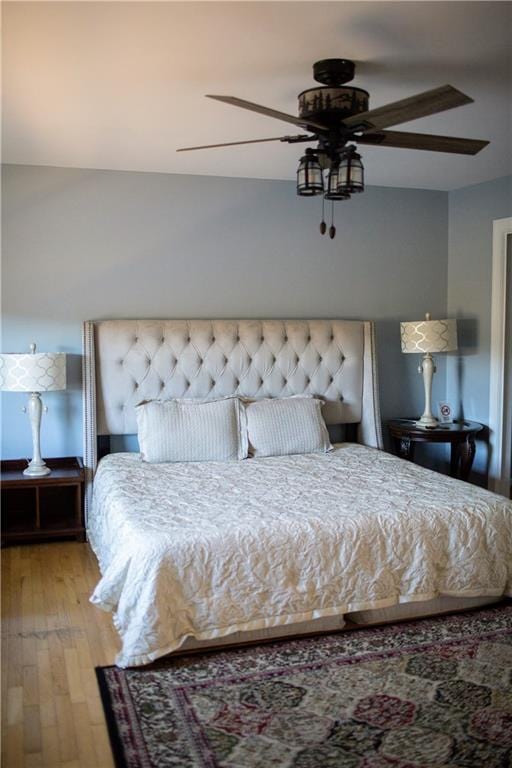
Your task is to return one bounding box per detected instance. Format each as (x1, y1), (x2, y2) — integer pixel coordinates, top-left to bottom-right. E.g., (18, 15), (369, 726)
(96, 605), (512, 768)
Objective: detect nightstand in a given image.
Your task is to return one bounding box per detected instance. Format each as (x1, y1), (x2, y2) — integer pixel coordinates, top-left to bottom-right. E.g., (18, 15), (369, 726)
(1, 457), (85, 546)
(387, 420), (484, 481)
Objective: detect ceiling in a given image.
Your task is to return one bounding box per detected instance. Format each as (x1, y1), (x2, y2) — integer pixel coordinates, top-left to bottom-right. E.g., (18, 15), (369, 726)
(3, 1), (511, 190)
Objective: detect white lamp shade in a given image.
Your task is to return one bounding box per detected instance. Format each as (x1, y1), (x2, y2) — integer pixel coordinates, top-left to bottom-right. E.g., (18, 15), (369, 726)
(0, 352), (66, 392)
(401, 318), (457, 354)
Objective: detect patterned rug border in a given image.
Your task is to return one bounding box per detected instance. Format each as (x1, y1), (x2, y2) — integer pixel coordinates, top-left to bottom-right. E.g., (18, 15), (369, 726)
(96, 666), (128, 768)
(179, 627), (512, 692)
(96, 604), (512, 768)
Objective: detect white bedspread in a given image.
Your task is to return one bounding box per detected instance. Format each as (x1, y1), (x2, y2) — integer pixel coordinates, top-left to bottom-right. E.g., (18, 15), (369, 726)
(88, 445), (512, 667)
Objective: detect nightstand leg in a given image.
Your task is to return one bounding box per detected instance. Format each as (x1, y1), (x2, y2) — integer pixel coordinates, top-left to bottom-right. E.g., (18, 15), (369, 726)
(459, 438), (476, 481)
(450, 443), (460, 478)
(394, 436), (415, 461)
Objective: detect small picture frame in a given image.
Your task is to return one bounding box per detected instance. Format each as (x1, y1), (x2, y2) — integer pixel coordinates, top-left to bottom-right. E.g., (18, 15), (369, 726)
(438, 401), (453, 424)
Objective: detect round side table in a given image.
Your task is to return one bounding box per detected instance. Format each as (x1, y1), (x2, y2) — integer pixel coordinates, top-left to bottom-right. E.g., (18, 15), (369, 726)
(387, 419), (483, 481)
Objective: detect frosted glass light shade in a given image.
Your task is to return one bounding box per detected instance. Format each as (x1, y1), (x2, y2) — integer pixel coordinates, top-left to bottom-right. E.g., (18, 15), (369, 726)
(0, 350), (66, 392)
(296, 150), (324, 196)
(401, 316), (457, 354)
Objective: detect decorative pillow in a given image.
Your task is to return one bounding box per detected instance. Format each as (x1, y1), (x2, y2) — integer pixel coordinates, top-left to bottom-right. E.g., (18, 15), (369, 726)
(135, 397), (248, 463)
(242, 396), (332, 458)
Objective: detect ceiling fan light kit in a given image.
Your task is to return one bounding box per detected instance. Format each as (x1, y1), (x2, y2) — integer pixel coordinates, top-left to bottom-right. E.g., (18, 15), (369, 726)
(325, 163), (348, 201)
(177, 58), (489, 239)
(297, 149), (324, 196)
(339, 148), (365, 195)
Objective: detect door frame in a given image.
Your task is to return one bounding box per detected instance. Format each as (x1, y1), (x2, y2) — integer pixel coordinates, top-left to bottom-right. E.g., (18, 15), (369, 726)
(488, 216), (512, 496)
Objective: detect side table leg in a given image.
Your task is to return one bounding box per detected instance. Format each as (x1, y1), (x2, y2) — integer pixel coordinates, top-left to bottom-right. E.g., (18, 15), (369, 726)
(450, 443), (460, 478)
(395, 437), (415, 462)
(459, 438), (476, 481)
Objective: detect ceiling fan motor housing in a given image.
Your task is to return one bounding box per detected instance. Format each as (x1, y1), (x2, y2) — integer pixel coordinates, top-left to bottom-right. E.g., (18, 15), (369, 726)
(299, 59), (368, 125)
(313, 59), (355, 85)
(298, 86), (369, 125)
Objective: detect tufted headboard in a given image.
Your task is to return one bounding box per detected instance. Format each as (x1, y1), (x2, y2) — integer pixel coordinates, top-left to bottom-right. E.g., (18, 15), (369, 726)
(82, 319), (382, 512)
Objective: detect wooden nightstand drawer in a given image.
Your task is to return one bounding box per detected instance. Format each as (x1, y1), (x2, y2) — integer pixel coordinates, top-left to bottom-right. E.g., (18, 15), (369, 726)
(1, 457), (85, 545)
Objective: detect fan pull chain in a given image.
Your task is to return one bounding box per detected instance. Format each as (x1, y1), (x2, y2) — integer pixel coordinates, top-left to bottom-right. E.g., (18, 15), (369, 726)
(329, 201), (336, 239)
(319, 197), (326, 235)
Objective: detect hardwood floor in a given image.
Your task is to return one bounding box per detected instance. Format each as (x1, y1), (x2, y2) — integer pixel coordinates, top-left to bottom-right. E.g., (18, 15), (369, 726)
(2, 542), (119, 767)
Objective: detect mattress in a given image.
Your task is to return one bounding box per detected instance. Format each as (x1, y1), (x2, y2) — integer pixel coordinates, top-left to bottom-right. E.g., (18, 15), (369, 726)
(88, 444), (512, 667)
(179, 596), (499, 651)
(347, 595), (500, 625)
(180, 613), (347, 651)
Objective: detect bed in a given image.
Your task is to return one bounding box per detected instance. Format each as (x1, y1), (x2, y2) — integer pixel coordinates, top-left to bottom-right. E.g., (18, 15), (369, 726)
(83, 319), (512, 667)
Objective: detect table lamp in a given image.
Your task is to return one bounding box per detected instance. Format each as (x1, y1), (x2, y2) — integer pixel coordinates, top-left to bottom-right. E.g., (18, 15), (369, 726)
(0, 344), (67, 476)
(400, 313), (457, 428)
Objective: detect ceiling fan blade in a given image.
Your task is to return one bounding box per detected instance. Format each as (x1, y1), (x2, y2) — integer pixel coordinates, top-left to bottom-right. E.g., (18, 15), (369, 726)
(206, 95), (329, 132)
(177, 134), (315, 152)
(356, 130), (489, 155)
(343, 85), (473, 132)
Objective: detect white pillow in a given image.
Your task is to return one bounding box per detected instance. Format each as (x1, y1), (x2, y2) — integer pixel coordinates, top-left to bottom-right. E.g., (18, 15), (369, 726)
(135, 397), (248, 463)
(243, 396), (332, 458)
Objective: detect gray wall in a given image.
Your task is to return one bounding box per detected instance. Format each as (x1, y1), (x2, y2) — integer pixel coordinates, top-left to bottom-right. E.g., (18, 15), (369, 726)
(2, 164), (449, 461)
(447, 175), (512, 477)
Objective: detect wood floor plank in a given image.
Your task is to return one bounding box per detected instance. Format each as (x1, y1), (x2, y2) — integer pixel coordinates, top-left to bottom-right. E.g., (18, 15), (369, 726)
(4, 722), (24, 768)
(2, 543), (116, 768)
(31, 549), (48, 640)
(36, 649), (57, 729)
(7, 686), (23, 726)
(47, 630), (70, 697)
(24, 752), (43, 768)
(64, 648), (86, 705)
(7, 631), (23, 689)
(23, 704), (42, 754)
(6, 553), (23, 690)
(41, 725), (61, 767)
(91, 723), (114, 768)
(72, 701), (99, 767)
(53, 693), (79, 761)
(22, 666), (39, 708)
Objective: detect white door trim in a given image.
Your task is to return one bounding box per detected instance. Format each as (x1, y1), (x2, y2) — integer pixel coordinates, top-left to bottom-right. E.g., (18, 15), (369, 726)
(488, 216), (512, 495)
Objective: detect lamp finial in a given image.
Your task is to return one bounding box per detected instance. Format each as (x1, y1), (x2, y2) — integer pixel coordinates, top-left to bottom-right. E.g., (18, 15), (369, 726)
(29, 343), (36, 354)
(425, 313), (431, 321)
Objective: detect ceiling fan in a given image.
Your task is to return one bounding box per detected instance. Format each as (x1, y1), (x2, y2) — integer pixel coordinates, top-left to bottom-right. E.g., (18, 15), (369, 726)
(177, 59), (489, 238)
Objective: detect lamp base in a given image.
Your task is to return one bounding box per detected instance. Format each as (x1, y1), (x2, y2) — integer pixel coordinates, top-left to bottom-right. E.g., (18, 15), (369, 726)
(415, 416), (439, 429)
(23, 461), (51, 477)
